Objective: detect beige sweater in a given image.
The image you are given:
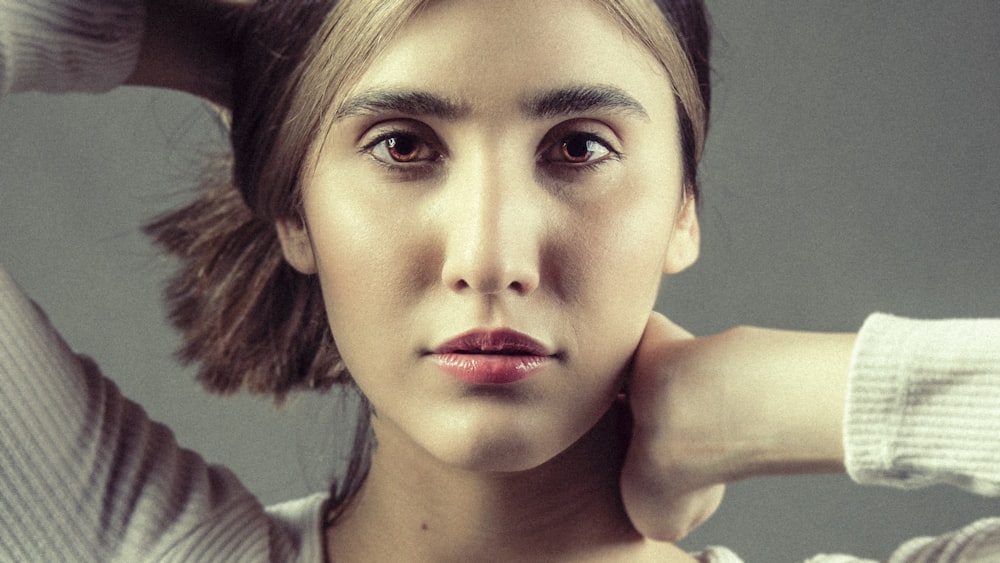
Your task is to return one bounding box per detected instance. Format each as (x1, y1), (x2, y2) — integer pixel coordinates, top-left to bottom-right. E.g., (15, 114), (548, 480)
(4, 262), (1000, 563)
(2, 1), (999, 561)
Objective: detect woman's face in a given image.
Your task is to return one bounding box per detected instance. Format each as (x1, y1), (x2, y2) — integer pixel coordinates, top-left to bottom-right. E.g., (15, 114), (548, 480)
(279, 0), (699, 472)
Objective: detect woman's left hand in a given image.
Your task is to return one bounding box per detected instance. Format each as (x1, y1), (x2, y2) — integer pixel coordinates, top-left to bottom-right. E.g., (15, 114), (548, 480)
(620, 312), (726, 542)
(621, 312), (855, 542)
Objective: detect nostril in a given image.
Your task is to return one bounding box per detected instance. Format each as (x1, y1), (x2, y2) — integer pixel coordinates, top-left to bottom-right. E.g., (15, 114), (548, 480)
(441, 252), (540, 295)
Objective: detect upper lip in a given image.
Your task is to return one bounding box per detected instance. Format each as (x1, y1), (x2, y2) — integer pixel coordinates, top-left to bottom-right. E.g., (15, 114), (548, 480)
(432, 329), (554, 356)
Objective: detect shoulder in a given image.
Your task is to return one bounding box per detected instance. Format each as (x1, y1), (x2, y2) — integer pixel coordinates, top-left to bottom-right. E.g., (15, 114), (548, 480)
(266, 492), (331, 563)
(688, 545), (744, 563)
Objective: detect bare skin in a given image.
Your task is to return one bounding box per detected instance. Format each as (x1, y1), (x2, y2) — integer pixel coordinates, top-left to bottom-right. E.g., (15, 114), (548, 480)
(326, 404), (696, 563)
(623, 313), (855, 541)
(319, 311), (856, 560)
(127, 2), (696, 560)
(128, 0), (859, 558)
(289, 2), (702, 559)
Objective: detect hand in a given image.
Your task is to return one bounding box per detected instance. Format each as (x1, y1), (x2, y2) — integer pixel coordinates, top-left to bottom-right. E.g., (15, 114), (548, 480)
(620, 312), (725, 542)
(621, 313), (855, 541)
(127, 1), (255, 106)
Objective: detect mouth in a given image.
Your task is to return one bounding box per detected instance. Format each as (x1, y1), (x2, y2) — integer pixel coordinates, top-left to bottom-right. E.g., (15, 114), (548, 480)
(434, 329), (553, 356)
(429, 329), (556, 384)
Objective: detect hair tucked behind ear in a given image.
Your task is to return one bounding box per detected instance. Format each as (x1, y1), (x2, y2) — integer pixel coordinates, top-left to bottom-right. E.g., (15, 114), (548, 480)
(144, 154), (348, 401)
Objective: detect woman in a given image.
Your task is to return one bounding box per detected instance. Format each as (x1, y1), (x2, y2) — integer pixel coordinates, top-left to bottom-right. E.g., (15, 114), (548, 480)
(1, 0), (998, 561)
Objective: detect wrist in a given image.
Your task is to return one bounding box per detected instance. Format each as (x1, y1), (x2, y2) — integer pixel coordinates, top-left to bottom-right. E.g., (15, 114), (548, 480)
(710, 327), (854, 480)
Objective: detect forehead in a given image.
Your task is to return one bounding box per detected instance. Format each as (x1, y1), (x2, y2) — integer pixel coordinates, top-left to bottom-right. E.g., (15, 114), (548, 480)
(338, 0), (675, 122)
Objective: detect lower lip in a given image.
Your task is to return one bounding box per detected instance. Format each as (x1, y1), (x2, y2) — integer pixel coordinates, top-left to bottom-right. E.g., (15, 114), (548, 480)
(430, 353), (550, 384)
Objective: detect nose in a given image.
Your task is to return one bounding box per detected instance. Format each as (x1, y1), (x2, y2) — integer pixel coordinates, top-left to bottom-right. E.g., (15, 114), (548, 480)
(439, 158), (542, 296)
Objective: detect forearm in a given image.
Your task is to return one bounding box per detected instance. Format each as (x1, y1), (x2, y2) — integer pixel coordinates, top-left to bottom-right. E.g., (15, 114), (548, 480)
(715, 326), (855, 479)
(624, 312), (1000, 541)
(126, 0), (252, 106)
(646, 326), (856, 482)
(693, 314), (1000, 490)
(630, 316), (856, 481)
(623, 315), (857, 540)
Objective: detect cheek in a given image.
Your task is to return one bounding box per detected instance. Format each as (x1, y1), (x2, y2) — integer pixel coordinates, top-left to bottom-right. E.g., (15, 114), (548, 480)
(299, 180), (417, 374)
(556, 179), (678, 376)
(568, 179), (675, 309)
(301, 153), (680, 371)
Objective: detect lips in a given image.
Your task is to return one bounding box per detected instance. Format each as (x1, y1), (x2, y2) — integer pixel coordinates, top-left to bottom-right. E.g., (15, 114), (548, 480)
(429, 329), (555, 384)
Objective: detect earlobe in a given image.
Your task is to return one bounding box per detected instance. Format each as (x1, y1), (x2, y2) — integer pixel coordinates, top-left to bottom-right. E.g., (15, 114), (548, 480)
(662, 195), (700, 274)
(275, 215), (318, 274)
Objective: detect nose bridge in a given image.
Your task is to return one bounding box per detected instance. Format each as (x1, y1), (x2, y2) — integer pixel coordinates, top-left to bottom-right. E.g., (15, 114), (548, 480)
(441, 146), (540, 295)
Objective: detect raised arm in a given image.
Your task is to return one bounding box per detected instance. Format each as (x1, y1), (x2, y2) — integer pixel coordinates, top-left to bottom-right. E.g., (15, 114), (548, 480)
(621, 313), (855, 541)
(0, 1), (304, 560)
(0, 263), (292, 560)
(0, 0), (144, 95)
(623, 312), (1000, 561)
(0, 0), (247, 105)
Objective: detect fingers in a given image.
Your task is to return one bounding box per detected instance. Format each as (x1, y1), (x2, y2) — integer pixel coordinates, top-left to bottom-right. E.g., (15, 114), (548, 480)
(642, 311), (694, 344)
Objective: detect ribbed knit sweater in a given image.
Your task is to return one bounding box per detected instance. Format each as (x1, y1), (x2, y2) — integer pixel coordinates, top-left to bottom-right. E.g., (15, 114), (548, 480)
(2, 1), (999, 561)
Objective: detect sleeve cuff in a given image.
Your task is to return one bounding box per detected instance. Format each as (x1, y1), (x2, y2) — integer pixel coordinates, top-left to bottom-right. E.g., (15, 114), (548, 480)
(845, 312), (1000, 495)
(0, 0), (145, 96)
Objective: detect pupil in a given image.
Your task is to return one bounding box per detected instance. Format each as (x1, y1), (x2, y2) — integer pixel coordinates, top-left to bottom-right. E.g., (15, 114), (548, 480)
(564, 137), (591, 161)
(388, 136), (417, 160)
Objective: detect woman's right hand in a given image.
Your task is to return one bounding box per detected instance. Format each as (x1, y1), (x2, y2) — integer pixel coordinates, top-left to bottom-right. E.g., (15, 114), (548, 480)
(126, 0), (254, 106)
(620, 312), (855, 541)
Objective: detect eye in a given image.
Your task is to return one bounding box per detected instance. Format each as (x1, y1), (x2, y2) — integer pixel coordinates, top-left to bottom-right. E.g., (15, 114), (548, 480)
(540, 132), (619, 168)
(364, 131), (441, 165)
(561, 135), (610, 163)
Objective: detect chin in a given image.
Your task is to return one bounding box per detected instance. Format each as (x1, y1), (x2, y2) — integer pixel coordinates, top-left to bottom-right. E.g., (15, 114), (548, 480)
(449, 450), (544, 474)
(424, 428), (553, 473)
(419, 407), (600, 474)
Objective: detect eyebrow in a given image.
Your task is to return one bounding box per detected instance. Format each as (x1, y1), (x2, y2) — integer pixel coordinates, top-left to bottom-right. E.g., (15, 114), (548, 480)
(521, 85), (650, 121)
(335, 89), (470, 120)
(334, 84), (649, 121)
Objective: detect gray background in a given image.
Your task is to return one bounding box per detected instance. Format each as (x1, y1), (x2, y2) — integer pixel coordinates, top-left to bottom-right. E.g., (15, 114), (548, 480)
(1, 2), (997, 560)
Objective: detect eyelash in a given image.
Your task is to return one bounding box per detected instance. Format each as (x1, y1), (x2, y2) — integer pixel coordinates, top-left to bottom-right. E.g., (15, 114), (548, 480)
(359, 130), (442, 173)
(538, 131), (622, 173)
(358, 127), (622, 175)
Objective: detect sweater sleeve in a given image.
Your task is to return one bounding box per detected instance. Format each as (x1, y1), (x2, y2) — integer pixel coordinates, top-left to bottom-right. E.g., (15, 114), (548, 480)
(0, 265), (302, 561)
(0, 0), (145, 96)
(846, 313), (1000, 493)
(838, 312), (1000, 563)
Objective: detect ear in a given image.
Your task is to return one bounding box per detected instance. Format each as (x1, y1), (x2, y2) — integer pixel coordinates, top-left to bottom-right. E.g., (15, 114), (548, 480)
(275, 215), (318, 274)
(662, 194), (700, 274)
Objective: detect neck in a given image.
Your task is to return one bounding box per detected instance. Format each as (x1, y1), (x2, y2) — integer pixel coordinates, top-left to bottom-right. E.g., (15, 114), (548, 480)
(326, 402), (671, 562)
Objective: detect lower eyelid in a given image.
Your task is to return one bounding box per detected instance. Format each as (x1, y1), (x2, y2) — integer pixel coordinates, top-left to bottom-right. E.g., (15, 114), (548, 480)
(540, 136), (619, 163)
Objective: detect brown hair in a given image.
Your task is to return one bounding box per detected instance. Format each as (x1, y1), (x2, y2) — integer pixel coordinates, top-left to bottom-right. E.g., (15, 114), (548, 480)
(147, 1), (429, 401)
(146, 0), (711, 515)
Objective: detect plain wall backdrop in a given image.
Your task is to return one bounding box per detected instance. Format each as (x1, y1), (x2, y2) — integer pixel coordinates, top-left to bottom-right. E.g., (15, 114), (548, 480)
(1, 2), (997, 560)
